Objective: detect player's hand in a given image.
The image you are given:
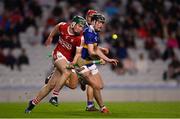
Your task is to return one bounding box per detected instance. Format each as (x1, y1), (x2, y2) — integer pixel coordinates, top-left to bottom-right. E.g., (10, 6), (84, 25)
(66, 63), (75, 69)
(100, 59), (106, 65)
(108, 59), (119, 66)
(45, 37), (53, 47)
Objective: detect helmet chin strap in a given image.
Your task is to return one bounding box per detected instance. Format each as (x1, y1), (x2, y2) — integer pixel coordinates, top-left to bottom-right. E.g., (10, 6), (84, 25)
(90, 21), (99, 32)
(69, 23), (81, 36)
(95, 28), (100, 32)
(70, 22), (76, 28)
(68, 24), (75, 35)
(91, 20), (96, 26)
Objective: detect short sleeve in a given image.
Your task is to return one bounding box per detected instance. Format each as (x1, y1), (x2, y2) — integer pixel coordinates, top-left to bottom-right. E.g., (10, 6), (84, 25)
(75, 36), (84, 47)
(58, 22), (66, 32)
(83, 31), (96, 44)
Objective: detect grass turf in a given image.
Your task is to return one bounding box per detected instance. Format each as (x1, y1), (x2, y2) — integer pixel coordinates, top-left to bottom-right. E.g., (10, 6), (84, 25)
(0, 102), (180, 118)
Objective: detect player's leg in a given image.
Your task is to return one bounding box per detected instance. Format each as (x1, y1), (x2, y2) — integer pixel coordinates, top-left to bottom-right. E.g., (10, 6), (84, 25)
(79, 74), (88, 91)
(36, 69), (61, 101)
(76, 67), (95, 110)
(65, 71), (79, 89)
(45, 67), (55, 84)
(66, 64), (101, 111)
(49, 58), (72, 106)
(92, 73), (109, 113)
(45, 70), (79, 92)
(87, 86), (94, 103)
(84, 73), (108, 113)
(86, 86), (99, 111)
(25, 68), (61, 113)
(85, 65), (103, 111)
(80, 65), (105, 112)
(81, 71), (102, 89)
(80, 65), (102, 90)
(84, 64), (109, 113)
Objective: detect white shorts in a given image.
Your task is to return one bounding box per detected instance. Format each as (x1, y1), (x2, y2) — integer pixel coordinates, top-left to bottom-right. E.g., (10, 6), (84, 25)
(79, 64), (99, 75)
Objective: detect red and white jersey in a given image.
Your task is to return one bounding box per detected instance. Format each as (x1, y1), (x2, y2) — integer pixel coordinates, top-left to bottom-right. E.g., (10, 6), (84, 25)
(53, 22), (83, 62)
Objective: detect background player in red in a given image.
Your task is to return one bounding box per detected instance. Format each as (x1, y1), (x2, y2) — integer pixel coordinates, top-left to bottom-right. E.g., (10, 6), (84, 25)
(25, 16), (86, 113)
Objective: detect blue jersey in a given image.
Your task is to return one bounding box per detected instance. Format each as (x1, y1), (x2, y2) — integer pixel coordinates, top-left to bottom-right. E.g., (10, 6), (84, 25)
(81, 25), (100, 60)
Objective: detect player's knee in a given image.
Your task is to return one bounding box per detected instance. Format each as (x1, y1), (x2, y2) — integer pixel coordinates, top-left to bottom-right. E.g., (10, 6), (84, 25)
(70, 77), (78, 89)
(97, 82), (104, 90)
(92, 84), (102, 90)
(65, 79), (78, 89)
(63, 70), (71, 77)
(98, 85), (104, 90)
(98, 81), (104, 89)
(83, 73), (91, 80)
(48, 82), (56, 90)
(99, 84), (104, 89)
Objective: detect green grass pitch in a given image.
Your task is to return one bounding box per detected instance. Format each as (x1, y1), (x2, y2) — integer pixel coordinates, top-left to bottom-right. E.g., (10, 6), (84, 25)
(0, 102), (180, 118)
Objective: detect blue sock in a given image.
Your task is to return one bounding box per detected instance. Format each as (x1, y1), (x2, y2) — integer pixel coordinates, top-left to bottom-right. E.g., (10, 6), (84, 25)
(87, 101), (94, 108)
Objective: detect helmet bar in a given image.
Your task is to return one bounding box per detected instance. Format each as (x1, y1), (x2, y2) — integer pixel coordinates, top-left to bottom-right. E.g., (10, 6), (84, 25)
(91, 13), (105, 23)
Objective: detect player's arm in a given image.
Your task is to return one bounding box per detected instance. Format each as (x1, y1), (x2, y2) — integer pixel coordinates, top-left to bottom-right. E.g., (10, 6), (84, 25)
(99, 46), (109, 54)
(93, 46), (109, 61)
(45, 23), (63, 46)
(72, 36), (84, 65)
(86, 37), (118, 65)
(72, 46), (82, 65)
(66, 47), (82, 69)
(87, 44), (96, 57)
(74, 42), (106, 67)
(95, 46), (118, 66)
(87, 44), (108, 61)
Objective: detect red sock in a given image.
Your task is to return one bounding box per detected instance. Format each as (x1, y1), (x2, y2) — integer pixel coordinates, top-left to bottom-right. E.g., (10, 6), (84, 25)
(32, 98), (39, 105)
(52, 89), (59, 97)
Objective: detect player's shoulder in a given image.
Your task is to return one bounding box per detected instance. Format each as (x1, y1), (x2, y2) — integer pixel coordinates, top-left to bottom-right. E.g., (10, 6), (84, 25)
(58, 22), (68, 28)
(58, 22), (67, 26)
(58, 22), (69, 32)
(84, 25), (96, 36)
(84, 25), (93, 32)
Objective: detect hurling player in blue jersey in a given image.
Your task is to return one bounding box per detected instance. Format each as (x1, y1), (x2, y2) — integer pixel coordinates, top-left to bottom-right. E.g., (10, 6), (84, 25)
(80, 10), (110, 112)
(80, 13), (118, 113)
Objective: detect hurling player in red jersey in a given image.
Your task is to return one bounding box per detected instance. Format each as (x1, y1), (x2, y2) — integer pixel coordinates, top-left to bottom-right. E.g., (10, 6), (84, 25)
(25, 16), (86, 113)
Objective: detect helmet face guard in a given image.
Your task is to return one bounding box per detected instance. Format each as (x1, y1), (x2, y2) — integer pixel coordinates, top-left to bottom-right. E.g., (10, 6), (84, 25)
(72, 16), (86, 27)
(91, 13), (105, 23)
